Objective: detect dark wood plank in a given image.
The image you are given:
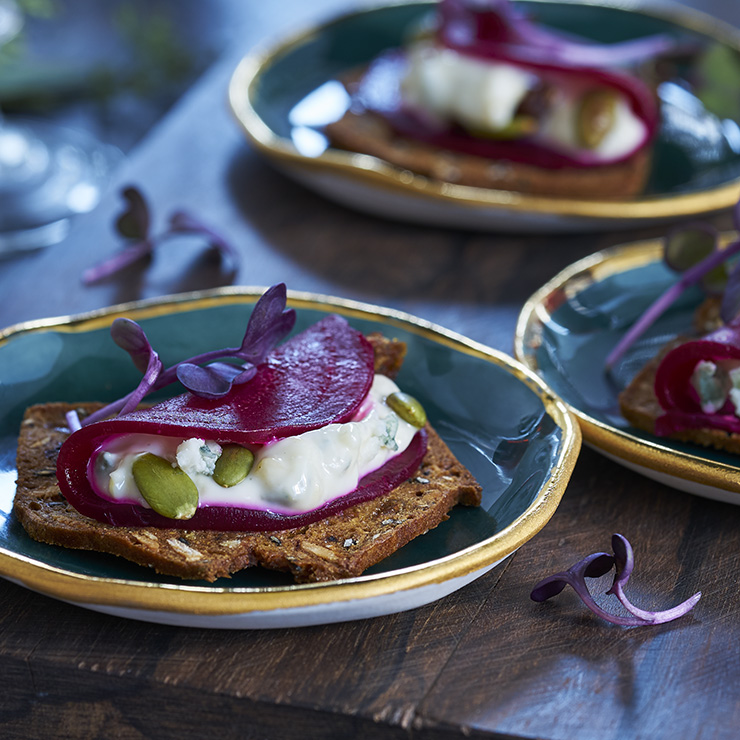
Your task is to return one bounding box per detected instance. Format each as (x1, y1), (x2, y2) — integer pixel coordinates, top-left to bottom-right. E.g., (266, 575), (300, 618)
(416, 447), (740, 740)
(0, 564), (503, 738)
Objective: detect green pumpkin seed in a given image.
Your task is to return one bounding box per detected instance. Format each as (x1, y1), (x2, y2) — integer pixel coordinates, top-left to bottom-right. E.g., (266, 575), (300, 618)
(577, 89), (617, 149)
(131, 453), (199, 520)
(387, 392), (427, 428)
(213, 445), (255, 488)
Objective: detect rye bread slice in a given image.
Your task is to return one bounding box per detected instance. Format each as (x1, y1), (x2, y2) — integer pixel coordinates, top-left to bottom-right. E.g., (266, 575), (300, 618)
(325, 74), (651, 199)
(13, 335), (482, 583)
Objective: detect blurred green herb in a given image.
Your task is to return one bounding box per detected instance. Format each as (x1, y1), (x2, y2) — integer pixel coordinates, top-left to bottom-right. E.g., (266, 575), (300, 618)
(114, 3), (196, 96)
(0, 1), (201, 114)
(694, 42), (740, 120)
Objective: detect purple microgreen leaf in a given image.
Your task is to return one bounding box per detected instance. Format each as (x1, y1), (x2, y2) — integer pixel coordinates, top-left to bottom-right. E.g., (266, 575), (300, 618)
(531, 552), (651, 627)
(110, 318), (156, 374)
(237, 283), (296, 364)
(82, 323), (164, 425)
(82, 186), (240, 285)
(168, 210), (240, 272)
(605, 238), (740, 369)
(610, 532), (634, 582)
(115, 186), (151, 241)
(176, 361), (248, 399)
(230, 365), (258, 386)
(530, 551), (614, 602)
(531, 534), (701, 627)
(77, 285), (295, 426)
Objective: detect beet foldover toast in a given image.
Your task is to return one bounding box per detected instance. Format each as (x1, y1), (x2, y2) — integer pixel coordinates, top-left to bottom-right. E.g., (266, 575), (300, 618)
(619, 295), (740, 454)
(14, 334), (482, 583)
(323, 0), (660, 200)
(326, 105), (652, 199)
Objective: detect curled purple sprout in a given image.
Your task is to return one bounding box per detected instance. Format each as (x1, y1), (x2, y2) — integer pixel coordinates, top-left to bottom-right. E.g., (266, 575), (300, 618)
(531, 534), (701, 626)
(78, 283), (296, 427)
(81, 186), (239, 285)
(605, 203), (740, 370)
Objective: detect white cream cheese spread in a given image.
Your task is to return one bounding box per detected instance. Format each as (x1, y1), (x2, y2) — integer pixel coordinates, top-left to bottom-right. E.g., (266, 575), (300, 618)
(94, 374), (419, 514)
(401, 41), (647, 160)
(402, 42), (536, 133)
(690, 360), (740, 416)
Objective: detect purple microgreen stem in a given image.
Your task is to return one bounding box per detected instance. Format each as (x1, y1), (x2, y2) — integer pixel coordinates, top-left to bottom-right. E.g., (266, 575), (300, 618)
(605, 238), (740, 369)
(531, 534), (701, 627)
(81, 239), (155, 285)
(606, 534), (701, 624)
(65, 410), (82, 433)
(168, 210), (240, 273)
(116, 346), (164, 416)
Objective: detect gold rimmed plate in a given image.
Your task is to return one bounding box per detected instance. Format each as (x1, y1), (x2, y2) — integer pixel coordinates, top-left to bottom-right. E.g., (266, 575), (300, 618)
(229, 0), (740, 233)
(0, 289), (579, 628)
(515, 238), (740, 504)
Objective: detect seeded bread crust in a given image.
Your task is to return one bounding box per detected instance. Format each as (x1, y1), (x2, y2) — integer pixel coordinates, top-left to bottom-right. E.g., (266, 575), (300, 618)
(13, 336), (482, 583)
(325, 81), (652, 199)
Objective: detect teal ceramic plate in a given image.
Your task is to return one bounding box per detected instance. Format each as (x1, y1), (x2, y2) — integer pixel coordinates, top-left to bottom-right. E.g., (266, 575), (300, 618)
(0, 289), (579, 629)
(230, 0), (740, 233)
(515, 238), (740, 504)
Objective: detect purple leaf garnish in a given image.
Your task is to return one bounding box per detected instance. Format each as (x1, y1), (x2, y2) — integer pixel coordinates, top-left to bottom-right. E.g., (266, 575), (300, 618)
(115, 186), (150, 241)
(176, 361), (256, 399)
(531, 534), (701, 627)
(82, 186), (239, 285)
(110, 318), (157, 374)
(79, 284), (296, 426)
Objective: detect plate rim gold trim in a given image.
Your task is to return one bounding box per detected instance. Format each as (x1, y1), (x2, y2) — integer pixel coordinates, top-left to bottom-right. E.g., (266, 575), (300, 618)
(514, 238), (740, 498)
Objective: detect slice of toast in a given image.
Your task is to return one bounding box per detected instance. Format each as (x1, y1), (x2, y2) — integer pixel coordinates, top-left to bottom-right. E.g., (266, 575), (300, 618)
(13, 335), (482, 583)
(325, 86), (651, 199)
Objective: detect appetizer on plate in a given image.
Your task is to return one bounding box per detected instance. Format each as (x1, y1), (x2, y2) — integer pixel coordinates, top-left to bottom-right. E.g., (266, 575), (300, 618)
(14, 285), (481, 583)
(326, 0), (669, 198)
(616, 216), (740, 453)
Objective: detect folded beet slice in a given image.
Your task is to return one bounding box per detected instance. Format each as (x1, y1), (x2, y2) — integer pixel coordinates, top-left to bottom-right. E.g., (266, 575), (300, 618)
(56, 314), (400, 529)
(653, 321), (740, 436)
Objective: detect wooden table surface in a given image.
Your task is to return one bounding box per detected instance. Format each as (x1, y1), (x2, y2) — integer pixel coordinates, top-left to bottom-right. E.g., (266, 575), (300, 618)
(1, 2), (739, 739)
